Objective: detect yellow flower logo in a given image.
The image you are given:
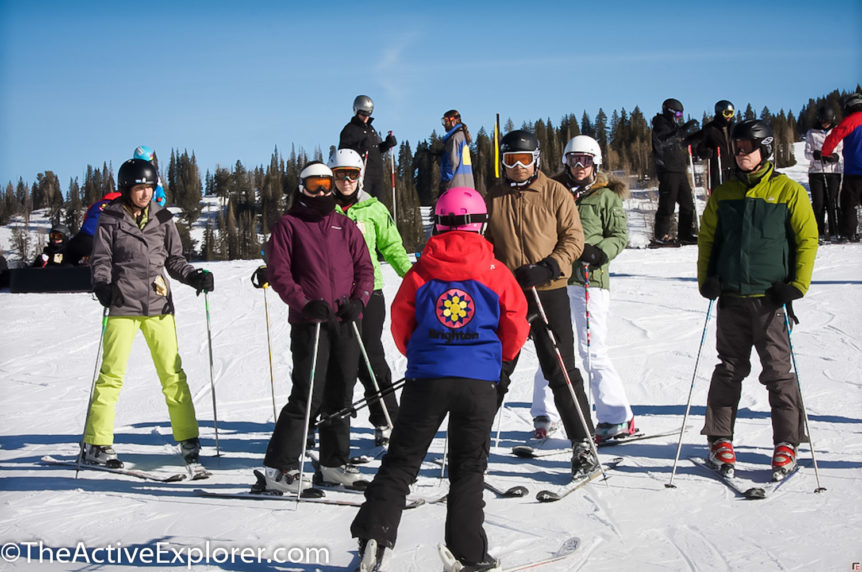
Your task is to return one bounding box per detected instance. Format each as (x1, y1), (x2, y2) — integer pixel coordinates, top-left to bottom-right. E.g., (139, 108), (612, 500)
(436, 288), (475, 329)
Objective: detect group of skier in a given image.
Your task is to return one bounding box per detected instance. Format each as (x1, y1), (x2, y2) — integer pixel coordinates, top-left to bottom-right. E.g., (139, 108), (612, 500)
(73, 92), (862, 572)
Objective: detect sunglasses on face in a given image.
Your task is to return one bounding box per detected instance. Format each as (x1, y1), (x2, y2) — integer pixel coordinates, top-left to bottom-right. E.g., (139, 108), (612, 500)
(734, 140), (756, 155)
(722, 109), (735, 119)
(333, 170), (360, 182)
(565, 153), (595, 169)
(502, 151), (538, 168)
(357, 110), (371, 117)
(303, 176), (333, 193)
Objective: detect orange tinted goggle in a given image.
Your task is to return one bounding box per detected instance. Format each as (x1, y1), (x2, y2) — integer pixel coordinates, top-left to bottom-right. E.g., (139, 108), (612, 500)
(303, 176), (333, 193)
(502, 152), (538, 168)
(333, 169), (361, 182)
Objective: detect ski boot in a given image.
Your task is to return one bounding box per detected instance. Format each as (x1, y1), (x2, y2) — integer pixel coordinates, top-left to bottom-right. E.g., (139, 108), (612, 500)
(179, 438), (210, 479)
(83, 444), (123, 468)
(771, 442), (797, 481)
(438, 544), (502, 572)
(532, 415), (557, 440)
(357, 538), (386, 572)
(595, 417), (637, 443)
(571, 439), (600, 479)
(374, 425), (391, 447)
(255, 466), (312, 494)
(316, 463), (369, 490)
(707, 438), (736, 476)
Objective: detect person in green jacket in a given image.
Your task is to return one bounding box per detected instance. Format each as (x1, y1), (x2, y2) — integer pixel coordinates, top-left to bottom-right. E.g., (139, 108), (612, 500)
(330, 148), (412, 447)
(531, 135), (636, 442)
(697, 119), (818, 480)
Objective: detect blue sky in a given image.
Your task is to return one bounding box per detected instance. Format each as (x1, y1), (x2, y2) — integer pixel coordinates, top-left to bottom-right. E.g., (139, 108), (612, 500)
(1, 0), (860, 191)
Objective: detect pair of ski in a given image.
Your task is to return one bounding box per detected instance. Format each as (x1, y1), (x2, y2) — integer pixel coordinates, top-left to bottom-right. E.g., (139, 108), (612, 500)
(432, 536), (582, 572)
(689, 457), (801, 499)
(41, 455), (211, 482)
(512, 428), (680, 459)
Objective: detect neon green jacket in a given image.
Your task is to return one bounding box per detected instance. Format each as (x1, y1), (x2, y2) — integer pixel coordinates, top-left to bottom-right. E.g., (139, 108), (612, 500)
(697, 162), (818, 296)
(336, 191), (412, 290)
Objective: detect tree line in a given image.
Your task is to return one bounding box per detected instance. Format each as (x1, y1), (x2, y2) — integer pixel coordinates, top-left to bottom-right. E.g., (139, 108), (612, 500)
(2, 86), (859, 262)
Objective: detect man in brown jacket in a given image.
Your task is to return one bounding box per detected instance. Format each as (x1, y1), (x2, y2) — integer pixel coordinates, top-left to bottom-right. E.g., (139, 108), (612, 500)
(485, 130), (597, 478)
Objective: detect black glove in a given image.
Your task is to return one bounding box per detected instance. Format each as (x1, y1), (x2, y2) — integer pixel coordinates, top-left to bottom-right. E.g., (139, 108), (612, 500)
(336, 298), (364, 322)
(766, 282), (803, 305)
(384, 133), (397, 148)
(301, 299), (332, 323)
(250, 265), (268, 288)
(823, 153), (839, 163)
(812, 150), (822, 161)
(579, 244), (608, 267)
(699, 276), (721, 300)
(514, 257), (560, 289)
(93, 282), (113, 307)
(187, 268), (214, 296)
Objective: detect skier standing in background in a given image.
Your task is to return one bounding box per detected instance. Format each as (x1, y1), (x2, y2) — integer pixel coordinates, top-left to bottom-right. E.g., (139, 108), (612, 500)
(691, 100), (737, 190)
(330, 148), (412, 447)
(351, 187), (529, 572)
(339, 95), (398, 199)
(697, 119), (818, 479)
(439, 109), (475, 194)
(821, 92), (862, 242)
(804, 106), (843, 242)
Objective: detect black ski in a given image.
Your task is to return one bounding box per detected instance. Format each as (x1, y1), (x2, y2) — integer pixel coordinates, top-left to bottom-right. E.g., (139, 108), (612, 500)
(513, 429), (680, 459)
(41, 455), (186, 483)
(647, 239), (681, 249)
(689, 457), (801, 499)
(484, 479), (529, 498)
(349, 445), (387, 465)
(535, 457), (622, 503)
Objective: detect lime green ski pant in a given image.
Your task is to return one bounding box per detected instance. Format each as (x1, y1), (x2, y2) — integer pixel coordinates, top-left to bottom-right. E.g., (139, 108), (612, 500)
(84, 314), (199, 445)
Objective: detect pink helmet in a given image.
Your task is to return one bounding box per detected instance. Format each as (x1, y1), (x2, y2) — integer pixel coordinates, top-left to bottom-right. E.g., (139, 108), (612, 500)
(435, 187), (488, 232)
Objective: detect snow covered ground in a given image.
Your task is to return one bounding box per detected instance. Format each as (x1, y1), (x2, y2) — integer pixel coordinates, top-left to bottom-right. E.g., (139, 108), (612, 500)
(1, 145), (861, 570)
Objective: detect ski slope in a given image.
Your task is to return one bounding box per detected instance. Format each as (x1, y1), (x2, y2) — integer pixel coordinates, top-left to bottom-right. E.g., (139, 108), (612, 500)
(1, 146), (861, 570)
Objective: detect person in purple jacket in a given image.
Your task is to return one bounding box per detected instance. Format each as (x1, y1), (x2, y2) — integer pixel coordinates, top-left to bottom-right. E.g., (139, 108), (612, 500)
(259, 161), (375, 494)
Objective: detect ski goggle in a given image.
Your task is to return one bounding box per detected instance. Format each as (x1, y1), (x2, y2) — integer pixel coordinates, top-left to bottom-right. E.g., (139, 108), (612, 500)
(733, 139), (757, 155)
(502, 151), (539, 168)
(49, 231), (65, 241)
(302, 176), (333, 193)
(333, 169), (360, 182)
(565, 153), (595, 169)
(722, 108), (735, 119)
(671, 110), (683, 118)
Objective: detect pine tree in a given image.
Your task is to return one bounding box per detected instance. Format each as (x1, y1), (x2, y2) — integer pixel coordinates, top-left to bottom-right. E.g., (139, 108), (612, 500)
(65, 177), (83, 232)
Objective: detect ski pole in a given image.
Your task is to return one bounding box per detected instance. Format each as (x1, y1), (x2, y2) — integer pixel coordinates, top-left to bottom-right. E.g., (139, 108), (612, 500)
(204, 290), (221, 456)
(316, 378), (407, 428)
(583, 263), (593, 408)
(666, 299), (714, 489)
(493, 393), (506, 450)
(351, 321), (393, 431)
(687, 145), (700, 233)
(389, 131), (397, 225)
(251, 265), (278, 423)
(296, 321), (322, 504)
(440, 423), (449, 481)
(76, 307), (109, 478)
(530, 287), (607, 482)
(783, 306), (827, 493)
(716, 147), (723, 187)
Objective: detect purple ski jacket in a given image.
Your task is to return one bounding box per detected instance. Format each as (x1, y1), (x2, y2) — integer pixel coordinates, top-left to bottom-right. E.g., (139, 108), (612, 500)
(267, 199), (374, 324)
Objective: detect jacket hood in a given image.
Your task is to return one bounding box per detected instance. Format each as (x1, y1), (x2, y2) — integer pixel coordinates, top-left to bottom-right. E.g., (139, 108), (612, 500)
(418, 231), (495, 281)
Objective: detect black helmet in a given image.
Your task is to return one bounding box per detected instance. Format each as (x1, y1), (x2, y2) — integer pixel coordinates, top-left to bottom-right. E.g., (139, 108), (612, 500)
(662, 98), (683, 116)
(500, 130), (539, 153)
(816, 106), (836, 127)
(843, 92), (862, 114)
(715, 100), (735, 120)
(353, 95), (374, 116)
(117, 159), (158, 192)
(49, 223), (70, 239)
(732, 119), (774, 160)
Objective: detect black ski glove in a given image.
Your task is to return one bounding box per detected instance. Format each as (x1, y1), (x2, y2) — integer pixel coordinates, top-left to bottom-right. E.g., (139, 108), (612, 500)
(384, 133), (397, 148)
(514, 257), (560, 289)
(93, 282), (113, 307)
(187, 268), (214, 295)
(766, 282), (803, 305)
(823, 153), (839, 163)
(579, 244), (609, 268)
(699, 276), (721, 300)
(250, 265), (268, 288)
(813, 150), (822, 161)
(336, 298), (364, 323)
(301, 299), (332, 323)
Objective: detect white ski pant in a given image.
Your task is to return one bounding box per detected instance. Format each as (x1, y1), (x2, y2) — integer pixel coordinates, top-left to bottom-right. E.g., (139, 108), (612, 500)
(531, 285), (632, 425)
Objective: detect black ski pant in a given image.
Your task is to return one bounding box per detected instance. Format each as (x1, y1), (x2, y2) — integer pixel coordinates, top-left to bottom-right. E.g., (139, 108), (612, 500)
(356, 290), (399, 428)
(809, 172), (842, 237)
(839, 174), (862, 239)
(351, 377), (497, 565)
(264, 319), (360, 470)
(654, 170), (695, 240)
(498, 287), (594, 442)
(700, 297), (805, 446)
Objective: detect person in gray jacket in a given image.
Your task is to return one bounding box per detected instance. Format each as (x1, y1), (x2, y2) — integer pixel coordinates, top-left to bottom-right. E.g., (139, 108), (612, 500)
(84, 158), (213, 470)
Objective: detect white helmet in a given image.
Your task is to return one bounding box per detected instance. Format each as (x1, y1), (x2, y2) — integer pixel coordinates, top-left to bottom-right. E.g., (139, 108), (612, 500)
(328, 148), (364, 171)
(298, 161), (333, 193)
(562, 135), (602, 167)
